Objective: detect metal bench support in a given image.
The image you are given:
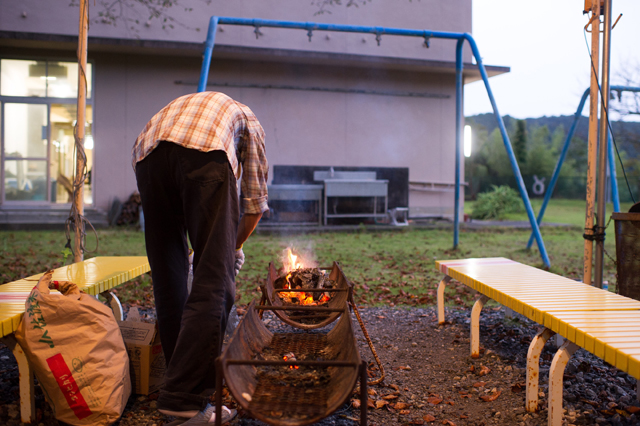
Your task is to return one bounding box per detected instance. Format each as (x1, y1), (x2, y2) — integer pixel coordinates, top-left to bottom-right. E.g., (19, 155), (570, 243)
(1, 335), (35, 424)
(470, 295), (490, 358)
(101, 290), (124, 321)
(548, 340), (579, 426)
(526, 327), (555, 412)
(437, 276), (452, 325)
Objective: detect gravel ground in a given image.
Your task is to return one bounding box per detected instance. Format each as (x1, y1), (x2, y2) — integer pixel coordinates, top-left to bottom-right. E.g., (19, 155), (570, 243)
(1, 304), (639, 426)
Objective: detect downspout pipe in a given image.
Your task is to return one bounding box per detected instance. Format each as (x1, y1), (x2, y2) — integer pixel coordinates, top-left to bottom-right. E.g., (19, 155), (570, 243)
(453, 39), (464, 249)
(198, 16), (219, 92)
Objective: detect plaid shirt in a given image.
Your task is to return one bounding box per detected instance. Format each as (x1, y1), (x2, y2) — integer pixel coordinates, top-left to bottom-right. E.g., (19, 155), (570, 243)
(132, 92), (268, 214)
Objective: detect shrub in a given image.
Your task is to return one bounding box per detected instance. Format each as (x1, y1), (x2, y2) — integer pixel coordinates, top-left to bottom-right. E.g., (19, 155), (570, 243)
(471, 185), (524, 220)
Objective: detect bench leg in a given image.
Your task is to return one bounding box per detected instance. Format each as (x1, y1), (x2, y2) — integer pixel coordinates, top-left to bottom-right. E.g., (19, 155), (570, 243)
(526, 327), (555, 412)
(100, 290), (124, 321)
(470, 295), (490, 358)
(548, 340), (579, 426)
(437, 276), (452, 325)
(1, 335), (36, 424)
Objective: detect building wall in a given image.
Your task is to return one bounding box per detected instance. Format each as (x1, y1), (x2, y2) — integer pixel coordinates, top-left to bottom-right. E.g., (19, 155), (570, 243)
(0, 0), (474, 218)
(89, 52), (457, 213)
(1, 0), (472, 62)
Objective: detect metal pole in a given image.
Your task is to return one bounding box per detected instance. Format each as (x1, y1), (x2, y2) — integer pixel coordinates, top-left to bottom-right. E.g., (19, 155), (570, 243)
(607, 132), (620, 212)
(453, 39), (464, 249)
(594, 0), (613, 288)
(74, 0), (88, 263)
(584, 2), (600, 285)
(198, 16), (219, 92)
(526, 85), (637, 247)
(463, 34), (550, 268)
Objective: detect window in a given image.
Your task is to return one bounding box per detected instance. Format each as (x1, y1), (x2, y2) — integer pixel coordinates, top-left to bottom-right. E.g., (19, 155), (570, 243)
(0, 59), (94, 205)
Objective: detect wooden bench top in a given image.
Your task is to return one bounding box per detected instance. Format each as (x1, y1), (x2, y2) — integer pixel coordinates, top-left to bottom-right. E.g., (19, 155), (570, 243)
(0, 256), (150, 338)
(436, 257), (640, 379)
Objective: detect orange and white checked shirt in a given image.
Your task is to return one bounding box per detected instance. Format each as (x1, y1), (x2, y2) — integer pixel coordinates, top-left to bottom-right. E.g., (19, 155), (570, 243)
(132, 92), (268, 214)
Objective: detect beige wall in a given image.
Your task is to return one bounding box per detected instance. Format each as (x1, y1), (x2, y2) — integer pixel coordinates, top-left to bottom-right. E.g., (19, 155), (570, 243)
(89, 52), (458, 214)
(0, 0), (472, 62)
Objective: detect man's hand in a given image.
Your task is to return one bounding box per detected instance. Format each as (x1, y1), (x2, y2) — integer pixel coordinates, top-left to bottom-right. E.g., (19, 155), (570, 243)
(234, 248), (245, 276)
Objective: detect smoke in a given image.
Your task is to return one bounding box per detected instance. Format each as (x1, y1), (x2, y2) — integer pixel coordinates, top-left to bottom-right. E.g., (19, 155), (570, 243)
(279, 239), (318, 272)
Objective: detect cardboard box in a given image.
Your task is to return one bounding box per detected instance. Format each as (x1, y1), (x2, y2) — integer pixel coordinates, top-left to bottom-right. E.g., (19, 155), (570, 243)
(118, 320), (166, 395)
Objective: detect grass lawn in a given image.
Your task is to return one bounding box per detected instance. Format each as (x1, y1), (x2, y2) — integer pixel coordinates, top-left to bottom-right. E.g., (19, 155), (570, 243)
(465, 198), (633, 228)
(0, 224), (619, 309)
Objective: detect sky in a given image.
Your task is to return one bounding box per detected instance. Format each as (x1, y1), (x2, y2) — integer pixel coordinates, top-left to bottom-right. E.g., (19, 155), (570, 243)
(464, 0), (640, 120)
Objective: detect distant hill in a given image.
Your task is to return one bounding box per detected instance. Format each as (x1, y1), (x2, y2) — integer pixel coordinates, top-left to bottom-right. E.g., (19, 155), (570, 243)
(466, 113), (640, 158)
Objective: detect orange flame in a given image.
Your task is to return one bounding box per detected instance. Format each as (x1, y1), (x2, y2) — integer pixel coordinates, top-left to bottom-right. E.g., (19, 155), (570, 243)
(279, 248), (329, 306)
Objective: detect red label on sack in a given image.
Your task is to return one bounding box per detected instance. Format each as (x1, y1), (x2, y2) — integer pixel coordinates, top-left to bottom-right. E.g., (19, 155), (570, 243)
(46, 353), (93, 420)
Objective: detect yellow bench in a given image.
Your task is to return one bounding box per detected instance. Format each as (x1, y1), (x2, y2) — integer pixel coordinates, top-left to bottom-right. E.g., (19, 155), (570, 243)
(436, 257), (640, 426)
(0, 256), (150, 424)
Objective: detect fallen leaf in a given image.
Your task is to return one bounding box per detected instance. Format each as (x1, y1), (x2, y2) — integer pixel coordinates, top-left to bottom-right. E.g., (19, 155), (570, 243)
(394, 402), (410, 410)
(442, 420), (456, 426)
(627, 406), (640, 414)
(616, 409), (630, 418)
(511, 383), (525, 393)
(382, 394), (399, 400)
(581, 399), (599, 407)
(376, 400), (388, 409)
(367, 399), (375, 409)
(480, 390), (502, 402)
(468, 365), (475, 373)
(393, 365), (412, 371)
(460, 414), (468, 419)
(423, 414), (436, 422)
(427, 397), (443, 405)
(410, 420), (425, 425)
(351, 398), (361, 409)
(473, 382), (486, 388)
(477, 366), (491, 376)
(400, 409), (411, 415)
(389, 384), (400, 391)
(377, 315), (386, 319)
(445, 400), (455, 406)
(367, 388), (377, 396)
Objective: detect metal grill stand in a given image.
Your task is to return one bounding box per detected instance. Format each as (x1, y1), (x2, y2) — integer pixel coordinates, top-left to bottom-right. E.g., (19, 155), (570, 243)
(216, 301), (367, 426)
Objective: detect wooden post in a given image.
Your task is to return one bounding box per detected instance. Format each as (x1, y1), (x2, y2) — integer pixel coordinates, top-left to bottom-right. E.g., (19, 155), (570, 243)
(583, 0), (600, 285)
(594, 0), (612, 288)
(74, 0), (88, 263)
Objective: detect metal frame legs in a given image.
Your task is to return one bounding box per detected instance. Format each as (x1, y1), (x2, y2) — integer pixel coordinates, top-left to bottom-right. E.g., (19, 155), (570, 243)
(1, 335), (35, 424)
(437, 276), (452, 324)
(526, 328), (555, 412)
(470, 295), (490, 358)
(548, 340), (579, 426)
(100, 290), (124, 321)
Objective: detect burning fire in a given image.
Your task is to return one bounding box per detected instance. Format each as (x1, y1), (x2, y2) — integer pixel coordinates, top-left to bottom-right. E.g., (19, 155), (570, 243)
(283, 248), (303, 273)
(279, 248), (330, 306)
(283, 352), (299, 369)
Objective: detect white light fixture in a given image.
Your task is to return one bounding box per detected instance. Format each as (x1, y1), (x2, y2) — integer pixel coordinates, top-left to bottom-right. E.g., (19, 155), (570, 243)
(464, 125), (472, 158)
(84, 135), (94, 150)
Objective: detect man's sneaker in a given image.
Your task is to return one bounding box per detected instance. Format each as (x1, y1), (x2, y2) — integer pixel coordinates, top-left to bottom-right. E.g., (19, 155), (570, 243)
(158, 408), (199, 419)
(164, 404), (237, 425)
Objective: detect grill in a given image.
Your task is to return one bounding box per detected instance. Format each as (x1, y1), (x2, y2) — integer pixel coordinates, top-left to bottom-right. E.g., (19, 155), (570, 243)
(215, 300), (367, 426)
(260, 262), (353, 330)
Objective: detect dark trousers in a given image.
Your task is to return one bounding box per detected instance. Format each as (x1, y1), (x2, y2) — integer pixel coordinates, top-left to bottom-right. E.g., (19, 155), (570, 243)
(135, 142), (238, 411)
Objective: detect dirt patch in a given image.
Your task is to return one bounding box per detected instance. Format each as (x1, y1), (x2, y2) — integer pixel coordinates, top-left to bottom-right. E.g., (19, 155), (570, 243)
(0, 305), (638, 425)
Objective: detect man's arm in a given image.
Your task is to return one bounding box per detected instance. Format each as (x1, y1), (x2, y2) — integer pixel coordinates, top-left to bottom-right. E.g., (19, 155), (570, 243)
(236, 212), (263, 250)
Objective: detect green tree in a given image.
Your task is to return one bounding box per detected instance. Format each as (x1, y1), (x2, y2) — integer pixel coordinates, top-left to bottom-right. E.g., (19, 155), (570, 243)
(513, 119), (527, 167)
(484, 128), (513, 177)
(525, 125), (556, 178)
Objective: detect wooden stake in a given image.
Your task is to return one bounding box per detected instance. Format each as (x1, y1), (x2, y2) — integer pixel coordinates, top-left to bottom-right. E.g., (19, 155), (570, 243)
(74, 0), (88, 263)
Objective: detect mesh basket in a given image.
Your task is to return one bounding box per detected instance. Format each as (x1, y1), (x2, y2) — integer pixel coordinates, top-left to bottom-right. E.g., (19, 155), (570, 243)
(613, 212), (640, 300)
